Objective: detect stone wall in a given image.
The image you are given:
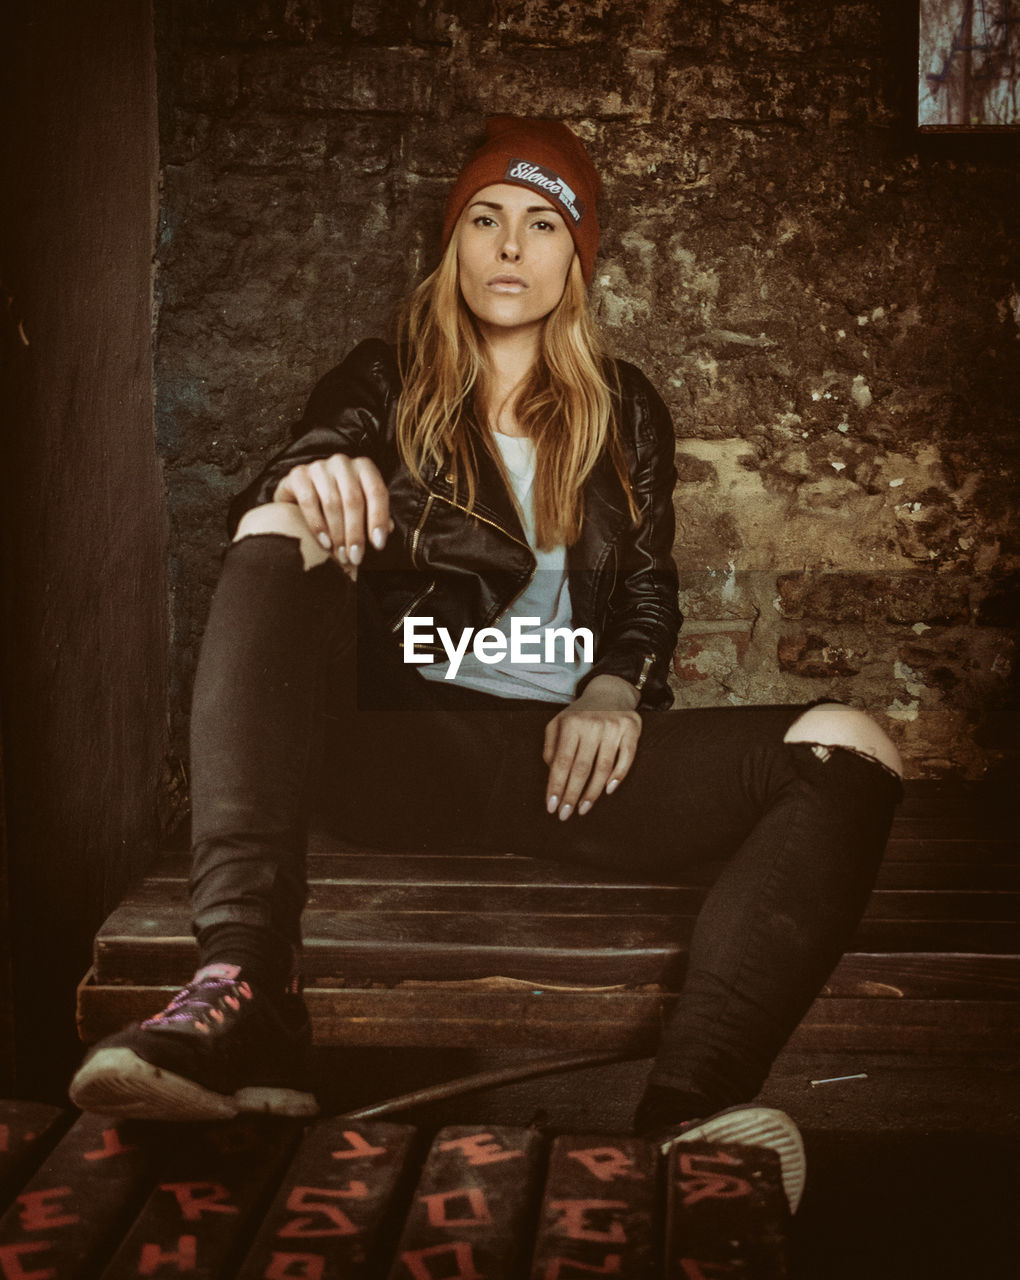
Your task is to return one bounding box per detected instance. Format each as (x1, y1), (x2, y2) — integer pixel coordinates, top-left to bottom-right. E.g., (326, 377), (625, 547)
(155, 0), (1018, 779)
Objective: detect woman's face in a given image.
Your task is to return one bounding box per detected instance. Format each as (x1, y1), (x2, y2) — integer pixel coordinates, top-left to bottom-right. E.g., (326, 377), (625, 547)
(456, 183), (576, 341)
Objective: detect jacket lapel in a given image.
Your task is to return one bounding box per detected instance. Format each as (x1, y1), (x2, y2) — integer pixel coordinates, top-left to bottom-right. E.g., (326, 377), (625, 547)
(428, 413), (530, 548)
(424, 412), (629, 562)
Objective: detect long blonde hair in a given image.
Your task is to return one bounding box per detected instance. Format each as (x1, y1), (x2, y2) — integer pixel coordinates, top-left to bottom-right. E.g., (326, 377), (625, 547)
(396, 234), (635, 549)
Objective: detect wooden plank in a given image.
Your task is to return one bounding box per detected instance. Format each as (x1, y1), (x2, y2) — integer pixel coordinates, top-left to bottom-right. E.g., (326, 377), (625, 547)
(150, 850), (694, 887)
(890, 818), (1015, 842)
(821, 952), (1020, 999)
(663, 1141), (789, 1279)
(789, 998), (1020, 1052)
(301, 994), (1020, 1055)
(111, 876), (1020, 923)
(78, 946), (1020, 1050)
(99, 1117), (301, 1280)
(530, 1135), (657, 1280)
(76, 982), (659, 1054)
(93, 918), (1020, 988)
(94, 910), (690, 986)
(862, 890), (1019, 922)
(92, 883), (1020, 987)
(0, 1112), (156, 1280)
(147, 833), (1020, 885)
(113, 876), (708, 916)
(896, 781), (1013, 820)
(846, 920), (1020, 952)
(875, 862), (1020, 890)
(387, 1126), (545, 1280)
(77, 980), (1020, 1053)
(321, 917), (1020, 977)
(235, 1119), (417, 1280)
(883, 837), (1017, 863)
(147, 852), (1020, 891)
(0, 1102), (68, 1214)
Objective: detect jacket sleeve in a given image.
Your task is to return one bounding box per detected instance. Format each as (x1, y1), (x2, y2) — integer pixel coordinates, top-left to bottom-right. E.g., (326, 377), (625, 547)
(226, 339), (398, 536)
(577, 362), (682, 709)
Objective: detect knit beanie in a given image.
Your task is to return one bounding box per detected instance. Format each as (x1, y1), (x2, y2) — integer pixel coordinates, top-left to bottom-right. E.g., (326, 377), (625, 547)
(441, 116), (601, 284)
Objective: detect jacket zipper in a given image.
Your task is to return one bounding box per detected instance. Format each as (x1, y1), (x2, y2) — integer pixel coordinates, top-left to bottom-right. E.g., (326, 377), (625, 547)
(431, 489), (531, 552)
(430, 490), (536, 625)
(392, 580), (437, 638)
(410, 494), (435, 569)
(634, 653), (655, 692)
(491, 565), (537, 627)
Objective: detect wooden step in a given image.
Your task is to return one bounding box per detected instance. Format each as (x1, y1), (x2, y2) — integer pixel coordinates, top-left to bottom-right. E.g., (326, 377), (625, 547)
(78, 783), (1019, 1055)
(78, 977), (1020, 1054)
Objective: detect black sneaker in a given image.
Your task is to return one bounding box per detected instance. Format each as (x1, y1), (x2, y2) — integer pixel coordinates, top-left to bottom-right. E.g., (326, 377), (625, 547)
(69, 963), (319, 1122)
(652, 1105), (806, 1213)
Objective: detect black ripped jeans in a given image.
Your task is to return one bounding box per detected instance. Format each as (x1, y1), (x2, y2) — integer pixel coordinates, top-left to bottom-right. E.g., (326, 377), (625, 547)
(189, 534), (902, 1111)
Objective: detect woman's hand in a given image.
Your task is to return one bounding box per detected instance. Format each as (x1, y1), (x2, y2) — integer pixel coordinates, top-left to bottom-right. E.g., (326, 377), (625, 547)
(543, 675), (642, 821)
(273, 454), (393, 570)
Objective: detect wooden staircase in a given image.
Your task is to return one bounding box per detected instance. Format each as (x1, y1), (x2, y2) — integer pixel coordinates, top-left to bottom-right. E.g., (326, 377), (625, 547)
(78, 782), (1020, 1056)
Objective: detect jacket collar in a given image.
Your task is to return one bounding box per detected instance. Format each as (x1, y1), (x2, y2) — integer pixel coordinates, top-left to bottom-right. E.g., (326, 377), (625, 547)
(423, 411), (631, 555)
(425, 412), (530, 549)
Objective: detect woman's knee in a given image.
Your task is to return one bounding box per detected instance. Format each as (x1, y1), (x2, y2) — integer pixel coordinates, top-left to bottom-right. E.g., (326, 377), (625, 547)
(783, 703), (903, 778)
(233, 502), (331, 570)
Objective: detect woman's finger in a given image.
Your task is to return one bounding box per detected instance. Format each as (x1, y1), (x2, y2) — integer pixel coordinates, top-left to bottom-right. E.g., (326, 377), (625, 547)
(555, 726), (600, 820)
(309, 459), (349, 554)
(283, 466), (331, 548)
(328, 456), (367, 564)
(576, 731), (624, 814)
(545, 717), (578, 813)
(605, 719), (642, 794)
(353, 457), (392, 551)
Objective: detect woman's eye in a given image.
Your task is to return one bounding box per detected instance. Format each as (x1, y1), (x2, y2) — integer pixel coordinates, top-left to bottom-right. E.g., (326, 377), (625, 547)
(473, 215), (497, 228)
(532, 220), (554, 232)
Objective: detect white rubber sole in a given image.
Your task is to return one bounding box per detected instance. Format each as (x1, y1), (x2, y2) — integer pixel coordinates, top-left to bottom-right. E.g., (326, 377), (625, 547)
(660, 1105), (806, 1213)
(69, 1047), (319, 1123)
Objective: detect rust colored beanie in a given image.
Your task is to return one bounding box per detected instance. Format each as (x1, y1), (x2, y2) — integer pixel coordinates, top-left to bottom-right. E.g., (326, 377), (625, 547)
(441, 116), (601, 284)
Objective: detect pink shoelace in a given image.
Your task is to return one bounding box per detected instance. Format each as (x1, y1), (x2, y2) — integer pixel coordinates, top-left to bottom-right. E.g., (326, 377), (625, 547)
(141, 963), (253, 1032)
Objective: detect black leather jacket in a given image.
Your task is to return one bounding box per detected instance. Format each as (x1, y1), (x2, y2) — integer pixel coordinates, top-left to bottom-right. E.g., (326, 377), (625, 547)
(229, 340), (682, 708)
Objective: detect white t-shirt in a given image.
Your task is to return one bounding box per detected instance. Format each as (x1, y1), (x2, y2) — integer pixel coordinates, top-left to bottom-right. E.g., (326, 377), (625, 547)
(419, 432), (593, 702)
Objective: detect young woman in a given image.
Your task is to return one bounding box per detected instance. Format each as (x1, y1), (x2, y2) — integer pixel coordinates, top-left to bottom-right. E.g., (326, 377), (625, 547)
(71, 118), (903, 1210)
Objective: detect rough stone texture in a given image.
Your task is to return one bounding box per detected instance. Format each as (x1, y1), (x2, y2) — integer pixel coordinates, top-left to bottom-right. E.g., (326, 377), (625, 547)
(155, 0), (1018, 779)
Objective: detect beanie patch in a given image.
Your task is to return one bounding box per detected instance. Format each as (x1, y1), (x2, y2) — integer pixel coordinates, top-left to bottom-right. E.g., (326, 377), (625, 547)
(503, 157), (586, 224)
(442, 116), (601, 283)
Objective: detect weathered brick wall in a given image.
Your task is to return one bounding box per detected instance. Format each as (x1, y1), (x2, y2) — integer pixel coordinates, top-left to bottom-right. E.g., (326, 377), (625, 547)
(155, 0), (1018, 779)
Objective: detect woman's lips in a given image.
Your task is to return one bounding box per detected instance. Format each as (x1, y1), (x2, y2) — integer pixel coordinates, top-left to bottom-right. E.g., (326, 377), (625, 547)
(487, 275), (528, 292)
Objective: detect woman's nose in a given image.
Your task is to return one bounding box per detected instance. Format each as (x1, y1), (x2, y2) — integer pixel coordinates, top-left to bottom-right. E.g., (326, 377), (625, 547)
(499, 234), (521, 261)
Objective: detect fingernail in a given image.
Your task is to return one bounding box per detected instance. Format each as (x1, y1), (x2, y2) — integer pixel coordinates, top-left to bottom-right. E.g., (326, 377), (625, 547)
(335, 546), (349, 565)
(349, 543), (364, 566)
(546, 795), (558, 815)
(578, 800), (592, 816)
(316, 532), (332, 550)
(371, 526), (386, 550)
(606, 778), (619, 794)
(558, 803), (573, 821)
